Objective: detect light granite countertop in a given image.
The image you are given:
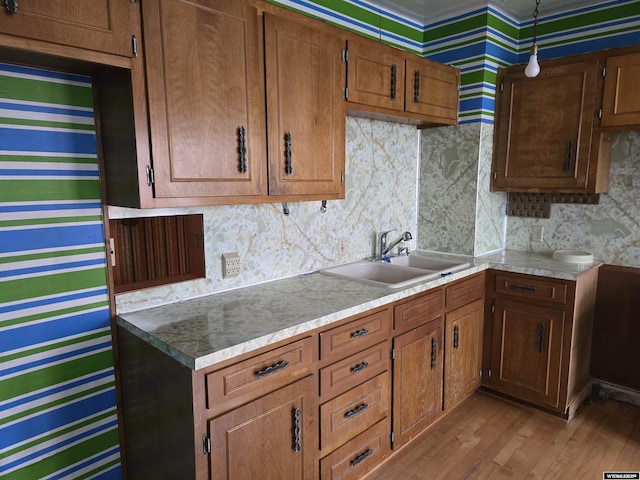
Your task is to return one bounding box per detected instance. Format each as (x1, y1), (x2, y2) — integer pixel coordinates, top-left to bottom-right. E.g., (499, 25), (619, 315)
(116, 250), (602, 370)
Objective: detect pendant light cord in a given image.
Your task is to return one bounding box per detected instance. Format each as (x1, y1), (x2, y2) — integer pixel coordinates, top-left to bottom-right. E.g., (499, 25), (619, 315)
(532, 0), (540, 45)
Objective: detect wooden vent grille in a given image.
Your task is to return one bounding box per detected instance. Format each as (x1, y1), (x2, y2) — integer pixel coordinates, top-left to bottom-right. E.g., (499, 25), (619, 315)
(507, 193), (600, 217)
(109, 214), (205, 293)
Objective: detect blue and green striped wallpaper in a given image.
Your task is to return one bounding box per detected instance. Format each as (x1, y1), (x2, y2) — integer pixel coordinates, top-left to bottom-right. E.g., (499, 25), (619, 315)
(270, 0), (640, 123)
(0, 64), (120, 479)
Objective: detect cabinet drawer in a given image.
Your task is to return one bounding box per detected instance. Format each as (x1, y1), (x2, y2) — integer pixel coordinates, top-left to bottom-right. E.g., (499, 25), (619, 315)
(394, 288), (444, 333)
(320, 308), (391, 361)
(495, 273), (568, 305)
(446, 272), (485, 310)
(320, 419), (391, 480)
(205, 337), (313, 413)
(320, 341), (389, 399)
(320, 372), (390, 453)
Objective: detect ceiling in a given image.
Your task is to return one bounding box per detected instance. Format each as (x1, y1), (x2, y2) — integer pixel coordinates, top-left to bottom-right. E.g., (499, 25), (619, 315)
(369, 0), (605, 23)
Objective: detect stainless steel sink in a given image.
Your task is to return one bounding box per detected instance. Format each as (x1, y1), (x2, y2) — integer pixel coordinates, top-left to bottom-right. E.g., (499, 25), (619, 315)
(319, 255), (470, 289)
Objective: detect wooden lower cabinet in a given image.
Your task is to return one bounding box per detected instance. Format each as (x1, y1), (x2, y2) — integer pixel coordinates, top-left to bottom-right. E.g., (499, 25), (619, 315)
(392, 318), (443, 449)
(209, 376), (315, 480)
(484, 269), (599, 420)
(444, 299), (484, 410)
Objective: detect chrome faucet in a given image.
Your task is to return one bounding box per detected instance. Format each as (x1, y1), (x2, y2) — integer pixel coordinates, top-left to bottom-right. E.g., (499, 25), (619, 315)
(379, 230), (412, 258)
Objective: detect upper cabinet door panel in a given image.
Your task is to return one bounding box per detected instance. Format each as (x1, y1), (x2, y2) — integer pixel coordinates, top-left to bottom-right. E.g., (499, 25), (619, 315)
(492, 60), (599, 191)
(346, 39), (406, 112)
(143, 0), (266, 198)
(264, 13), (345, 197)
(0, 0), (134, 56)
(601, 52), (640, 127)
(405, 58), (459, 123)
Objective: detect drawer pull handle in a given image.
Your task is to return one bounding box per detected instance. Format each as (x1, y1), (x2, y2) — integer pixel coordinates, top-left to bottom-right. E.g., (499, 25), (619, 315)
(453, 325), (460, 349)
(351, 328), (369, 339)
(510, 284), (537, 293)
(413, 70), (420, 103)
(538, 323), (545, 353)
(344, 402), (369, 419)
(431, 337), (438, 370)
(292, 407), (301, 453)
(255, 360), (289, 379)
(351, 361), (369, 374)
(351, 448), (374, 467)
(4, 0), (18, 14)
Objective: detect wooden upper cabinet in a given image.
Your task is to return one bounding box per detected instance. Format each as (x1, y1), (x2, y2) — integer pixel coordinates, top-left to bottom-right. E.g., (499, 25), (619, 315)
(345, 37), (459, 125)
(492, 59), (603, 192)
(404, 57), (459, 123)
(141, 0), (266, 200)
(0, 0), (134, 57)
(601, 51), (640, 127)
(346, 38), (406, 111)
(264, 13), (345, 198)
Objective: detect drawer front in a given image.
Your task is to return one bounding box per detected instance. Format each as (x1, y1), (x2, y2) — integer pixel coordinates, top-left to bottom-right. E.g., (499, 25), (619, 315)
(320, 372), (390, 453)
(394, 288), (444, 333)
(319, 341), (389, 399)
(320, 419), (391, 480)
(445, 272), (485, 310)
(495, 273), (568, 305)
(205, 337), (313, 413)
(320, 308), (391, 361)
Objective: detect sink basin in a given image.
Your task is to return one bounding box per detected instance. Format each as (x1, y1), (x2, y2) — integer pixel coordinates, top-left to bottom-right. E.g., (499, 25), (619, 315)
(388, 255), (470, 274)
(319, 260), (441, 289)
(319, 255), (471, 289)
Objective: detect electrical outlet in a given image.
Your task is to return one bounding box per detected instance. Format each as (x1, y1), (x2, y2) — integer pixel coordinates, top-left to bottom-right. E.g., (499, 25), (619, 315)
(222, 252), (242, 278)
(337, 237), (347, 260)
(531, 225), (544, 242)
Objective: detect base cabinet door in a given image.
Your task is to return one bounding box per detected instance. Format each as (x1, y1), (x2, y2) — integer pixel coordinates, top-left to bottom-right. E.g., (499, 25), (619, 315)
(444, 299), (483, 410)
(209, 376), (315, 480)
(392, 318), (443, 449)
(490, 298), (565, 408)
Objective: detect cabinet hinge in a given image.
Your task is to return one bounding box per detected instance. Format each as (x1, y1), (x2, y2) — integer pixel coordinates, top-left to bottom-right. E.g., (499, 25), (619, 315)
(343, 86), (348, 100)
(146, 165), (155, 187)
(492, 171), (497, 182)
(491, 303), (495, 314)
(499, 82), (504, 93)
(341, 171), (345, 184)
(389, 430), (394, 447)
(202, 434), (211, 455)
(342, 49), (348, 63)
(132, 35), (138, 58)
(391, 347), (395, 360)
(598, 108), (603, 120)
(601, 66), (606, 78)
(488, 368), (492, 378)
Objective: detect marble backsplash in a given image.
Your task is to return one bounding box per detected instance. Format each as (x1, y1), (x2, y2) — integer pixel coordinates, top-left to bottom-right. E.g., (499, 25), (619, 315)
(506, 131), (640, 267)
(418, 122), (506, 256)
(112, 117), (420, 313)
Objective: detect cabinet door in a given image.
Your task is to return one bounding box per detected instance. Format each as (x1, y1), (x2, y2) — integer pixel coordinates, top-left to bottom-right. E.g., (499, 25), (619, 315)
(209, 376), (314, 480)
(405, 58), (459, 124)
(345, 39), (405, 112)
(601, 52), (640, 127)
(142, 0), (266, 199)
(492, 60), (600, 191)
(444, 299), (483, 410)
(0, 1), (133, 56)
(392, 318), (442, 449)
(490, 298), (565, 408)
(264, 13), (345, 197)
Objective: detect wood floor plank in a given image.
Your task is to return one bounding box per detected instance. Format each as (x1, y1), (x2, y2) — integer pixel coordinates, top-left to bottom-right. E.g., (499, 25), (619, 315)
(363, 392), (640, 480)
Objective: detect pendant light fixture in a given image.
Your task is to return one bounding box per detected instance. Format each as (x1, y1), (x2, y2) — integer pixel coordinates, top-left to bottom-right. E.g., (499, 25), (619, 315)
(525, 0), (541, 77)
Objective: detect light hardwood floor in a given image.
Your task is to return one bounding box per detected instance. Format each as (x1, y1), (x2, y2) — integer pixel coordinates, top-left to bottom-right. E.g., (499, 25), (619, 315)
(364, 391), (640, 480)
